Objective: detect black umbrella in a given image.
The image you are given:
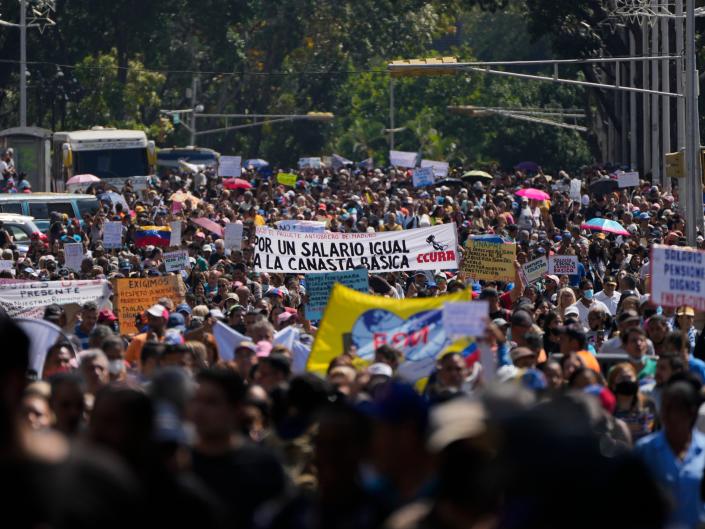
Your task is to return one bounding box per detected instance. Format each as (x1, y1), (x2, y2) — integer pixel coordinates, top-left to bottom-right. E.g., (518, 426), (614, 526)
(588, 177), (618, 196)
(432, 177), (464, 187)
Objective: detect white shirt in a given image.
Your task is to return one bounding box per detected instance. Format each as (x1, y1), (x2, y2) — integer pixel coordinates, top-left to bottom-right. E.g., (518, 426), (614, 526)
(594, 289), (621, 315)
(567, 299), (610, 331)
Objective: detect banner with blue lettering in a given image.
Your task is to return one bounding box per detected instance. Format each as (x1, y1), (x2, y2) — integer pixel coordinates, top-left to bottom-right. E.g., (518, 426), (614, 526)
(253, 223), (459, 273)
(308, 284), (472, 382)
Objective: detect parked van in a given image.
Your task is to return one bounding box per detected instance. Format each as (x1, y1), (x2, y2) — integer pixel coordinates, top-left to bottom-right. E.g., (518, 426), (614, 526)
(0, 193), (100, 231)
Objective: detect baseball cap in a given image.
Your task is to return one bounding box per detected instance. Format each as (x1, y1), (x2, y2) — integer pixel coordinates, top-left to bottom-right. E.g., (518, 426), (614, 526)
(427, 398), (485, 453)
(510, 347), (536, 362)
(146, 304), (167, 318)
(676, 306), (695, 316)
(564, 306), (580, 318)
(175, 303), (192, 316)
(164, 329), (185, 346)
(167, 312), (186, 331)
(368, 362), (393, 378)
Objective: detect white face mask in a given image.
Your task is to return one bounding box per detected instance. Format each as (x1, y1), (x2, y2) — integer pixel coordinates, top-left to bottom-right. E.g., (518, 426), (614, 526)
(108, 359), (124, 375)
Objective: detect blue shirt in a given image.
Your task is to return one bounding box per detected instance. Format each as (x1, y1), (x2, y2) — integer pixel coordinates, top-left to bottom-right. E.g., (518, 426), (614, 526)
(568, 262), (586, 287)
(636, 430), (705, 528)
(73, 322), (92, 351)
(689, 357), (705, 384)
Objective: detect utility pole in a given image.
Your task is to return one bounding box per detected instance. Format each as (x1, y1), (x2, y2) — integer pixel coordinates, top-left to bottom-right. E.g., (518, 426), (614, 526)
(685, 0), (704, 244)
(190, 76), (198, 147)
(389, 78), (395, 150)
(650, 0), (660, 186)
(629, 31), (638, 170)
(642, 23), (652, 178)
(19, 0), (26, 127)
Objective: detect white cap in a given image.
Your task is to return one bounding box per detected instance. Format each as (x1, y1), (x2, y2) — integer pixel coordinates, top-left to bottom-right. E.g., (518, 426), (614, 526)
(146, 304), (166, 318)
(564, 306), (580, 317)
(368, 362), (393, 378)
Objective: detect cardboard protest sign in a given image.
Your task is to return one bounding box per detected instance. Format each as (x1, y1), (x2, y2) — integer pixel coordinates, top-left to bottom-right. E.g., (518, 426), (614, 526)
(64, 243), (84, 272)
(442, 301), (489, 337)
(254, 224), (458, 273)
(298, 157), (322, 169)
(305, 268), (369, 321)
(275, 220), (326, 233)
(412, 167), (436, 188)
(650, 244), (705, 310)
(570, 179), (581, 200)
(389, 150), (418, 168)
(103, 222), (123, 249)
(420, 159), (449, 178)
(617, 171), (640, 188)
(277, 172), (298, 186)
(169, 220), (182, 247)
(164, 250), (189, 273)
(308, 284), (472, 382)
(112, 276), (186, 334)
(522, 256), (548, 283)
(218, 156), (242, 177)
(548, 255), (579, 275)
(0, 280), (110, 318)
(224, 223), (244, 250)
(461, 240), (516, 282)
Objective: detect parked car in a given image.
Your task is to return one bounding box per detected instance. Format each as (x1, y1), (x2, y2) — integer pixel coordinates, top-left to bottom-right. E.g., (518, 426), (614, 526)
(0, 193), (100, 232)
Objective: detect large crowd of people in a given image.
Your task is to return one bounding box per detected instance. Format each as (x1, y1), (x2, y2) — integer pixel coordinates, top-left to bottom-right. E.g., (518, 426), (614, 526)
(2, 159), (705, 529)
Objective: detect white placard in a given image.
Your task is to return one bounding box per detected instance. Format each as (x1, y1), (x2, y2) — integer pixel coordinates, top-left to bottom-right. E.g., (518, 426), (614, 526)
(420, 159), (449, 178)
(254, 223), (459, 273)
(218, 156), (242, 177)
(412, 167), (436, 188)
(64, 243), (84, 272)
(224, 223), (244, 250)
(169, 220), (182, 247)
(651, 244), (705, 310)
(389, 150), (418, 168)
(569, 178), (582, 200)
(164, 250), (189, 273)
(442, 301), (489, 337)
(103, 221), (123, 249)
(0, 260), (14, 274)
(618, 171), (640, 188)
(522, 256), (548, 283)
(298, 157), (322, 169)
(548, 255), (579, 275)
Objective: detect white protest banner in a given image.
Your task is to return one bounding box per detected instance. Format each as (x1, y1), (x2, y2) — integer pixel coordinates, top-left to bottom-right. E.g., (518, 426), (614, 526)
(0, 280), (110, 318)
(218, 155), (242, 177)
(522, 256), (548, 283)
(305, 269), (369, 320)
(169, 220), (182, 247)
(64, 243), (84, 272)
(421, 159), (449, 178)
(548, 255), (579, 275)
(254, 223), (458, 273)
(164, 250), (189, 273)
(443, 301), (489, 338)
(298, 157), (322, 169)
(275, 220), (326, 233)
(569, 179), (582, 200)
(651, 244), (705, 310)
(412, 167), (436, 188)
(389, 150), (418, 168)
(224, 223), (244, 250)
(618, 171), (640, 188)
(103, 221), (123, 249)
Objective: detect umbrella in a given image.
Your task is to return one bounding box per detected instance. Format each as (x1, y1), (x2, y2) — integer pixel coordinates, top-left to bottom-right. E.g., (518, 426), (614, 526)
(514, 161), (540, 173)
(67, 174), (100, 185)
(461, 170), (493, 183)
(170, 191), (202, 206)
(244, 159), (269, 169)
(580, 218), (630, 236)
(588, 177), (618, 196)
(223, 178), (253, 190)
(432, 177), (464, 187)
(515, 188), (550, 201)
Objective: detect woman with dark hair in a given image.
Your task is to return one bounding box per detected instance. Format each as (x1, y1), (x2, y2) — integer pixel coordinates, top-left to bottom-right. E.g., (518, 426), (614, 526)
(542, 311), (563, 355)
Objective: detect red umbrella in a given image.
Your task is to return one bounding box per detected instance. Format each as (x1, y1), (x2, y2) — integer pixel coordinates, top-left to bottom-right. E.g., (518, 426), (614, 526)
(223, 178), (253, 190)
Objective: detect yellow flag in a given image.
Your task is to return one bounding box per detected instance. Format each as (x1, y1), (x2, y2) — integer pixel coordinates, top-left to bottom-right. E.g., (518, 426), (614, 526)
(308, 284), (472, 381)
(277, 172), (298, 186)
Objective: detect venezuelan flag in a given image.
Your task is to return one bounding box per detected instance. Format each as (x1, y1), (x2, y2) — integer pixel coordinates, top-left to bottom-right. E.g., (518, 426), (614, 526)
(134, 226), (171, 248)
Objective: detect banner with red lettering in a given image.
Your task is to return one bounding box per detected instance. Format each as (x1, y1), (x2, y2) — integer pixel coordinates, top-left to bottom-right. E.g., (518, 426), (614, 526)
(253, 223), (459, 273)
(308, 284), (472, 382)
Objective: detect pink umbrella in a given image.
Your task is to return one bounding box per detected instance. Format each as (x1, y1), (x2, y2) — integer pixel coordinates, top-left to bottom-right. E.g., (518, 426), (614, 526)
(223, 178), (253, 190)
(515, 188), (550, 201)
(66, 174), (100, 185)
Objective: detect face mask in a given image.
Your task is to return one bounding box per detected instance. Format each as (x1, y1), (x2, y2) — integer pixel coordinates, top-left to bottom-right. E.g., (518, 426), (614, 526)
(583, 289), (594, 300)
(108, 360), (124, 375)
(615, 380), (639, 396)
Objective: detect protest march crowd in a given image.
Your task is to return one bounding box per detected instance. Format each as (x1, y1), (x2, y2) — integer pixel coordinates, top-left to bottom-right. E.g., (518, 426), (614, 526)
(3, 156), (705, 529)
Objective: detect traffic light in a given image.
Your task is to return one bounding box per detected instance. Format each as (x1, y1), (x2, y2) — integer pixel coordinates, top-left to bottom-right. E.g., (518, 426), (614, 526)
(306, 112), (334, 122)
(389, 56), (458, 77)
(665, 150), (685, 179)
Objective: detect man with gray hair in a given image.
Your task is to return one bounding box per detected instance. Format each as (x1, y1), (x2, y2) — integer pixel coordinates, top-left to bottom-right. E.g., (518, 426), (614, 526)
(78, 349), (109, 399)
